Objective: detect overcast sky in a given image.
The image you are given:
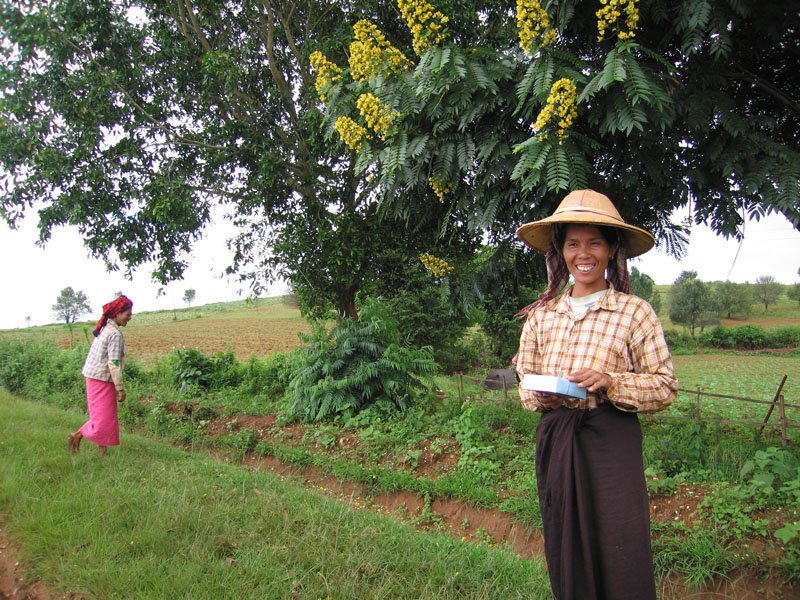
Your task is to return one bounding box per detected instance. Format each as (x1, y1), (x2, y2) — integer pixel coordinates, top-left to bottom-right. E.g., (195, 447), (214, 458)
(1, 210), (798, 330)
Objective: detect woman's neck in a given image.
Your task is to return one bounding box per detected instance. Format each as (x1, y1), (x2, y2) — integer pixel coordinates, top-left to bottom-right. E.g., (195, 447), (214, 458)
(571, 281), (608, 297)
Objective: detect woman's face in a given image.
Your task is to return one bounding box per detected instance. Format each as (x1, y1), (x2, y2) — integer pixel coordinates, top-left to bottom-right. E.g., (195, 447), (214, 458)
(113, 308), (133, 327)
(561, 224), (613, 295)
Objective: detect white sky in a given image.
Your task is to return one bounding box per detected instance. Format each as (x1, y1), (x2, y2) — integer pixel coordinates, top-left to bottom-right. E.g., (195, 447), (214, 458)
(633, 210), (800, 288)
(1, 210), (798, 330)
(0, 214), (287, 330)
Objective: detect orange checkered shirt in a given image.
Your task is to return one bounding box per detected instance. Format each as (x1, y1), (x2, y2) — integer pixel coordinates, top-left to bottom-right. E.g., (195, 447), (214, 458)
(516, 287), (677, 413)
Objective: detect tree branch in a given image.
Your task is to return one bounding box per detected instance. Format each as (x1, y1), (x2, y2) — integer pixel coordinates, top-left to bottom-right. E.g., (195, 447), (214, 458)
(726, 62), (800, 117)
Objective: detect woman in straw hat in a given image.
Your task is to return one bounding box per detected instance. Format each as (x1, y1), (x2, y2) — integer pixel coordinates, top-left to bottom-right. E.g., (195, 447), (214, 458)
(515, 189), (677, 600)
(68, 295), (133, 456)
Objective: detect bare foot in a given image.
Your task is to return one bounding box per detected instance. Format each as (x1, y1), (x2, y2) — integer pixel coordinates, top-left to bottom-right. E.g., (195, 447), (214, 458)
(68, 432), (82, 454)
(98, 446), (107, 457)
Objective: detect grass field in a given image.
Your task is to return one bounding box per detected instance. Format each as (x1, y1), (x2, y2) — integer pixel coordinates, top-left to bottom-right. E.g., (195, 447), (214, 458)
(1, 292), (799, 598)
(0, 391), (552, 599)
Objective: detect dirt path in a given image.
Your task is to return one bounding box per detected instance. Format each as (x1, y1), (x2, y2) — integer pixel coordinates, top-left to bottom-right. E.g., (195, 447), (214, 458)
(0, 523), (55, 600)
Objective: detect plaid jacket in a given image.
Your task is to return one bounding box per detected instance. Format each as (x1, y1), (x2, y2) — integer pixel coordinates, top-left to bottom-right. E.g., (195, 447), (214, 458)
(82, 320), (126, 388)
(516, 287), (677, 413)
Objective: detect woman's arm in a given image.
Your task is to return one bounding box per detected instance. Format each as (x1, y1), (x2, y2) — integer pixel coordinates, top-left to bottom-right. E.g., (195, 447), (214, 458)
(516, 314), (564, 411)
(602, 307), (677, 413)
(106, 330), (125, 399)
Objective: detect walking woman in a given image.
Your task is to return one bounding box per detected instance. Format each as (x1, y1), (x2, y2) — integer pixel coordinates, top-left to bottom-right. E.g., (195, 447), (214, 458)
(68, 295), (133, 456)
(515, 189), (678, 600)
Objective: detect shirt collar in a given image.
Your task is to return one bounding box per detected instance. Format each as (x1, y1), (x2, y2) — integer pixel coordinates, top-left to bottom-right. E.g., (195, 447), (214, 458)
(554, 284), (618, 314)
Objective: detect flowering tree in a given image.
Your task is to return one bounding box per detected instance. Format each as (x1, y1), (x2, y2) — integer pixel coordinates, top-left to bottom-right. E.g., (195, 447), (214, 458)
(312, 0), (799, 254)
(0, 0), (475, 321)
(2, 0), (797, 327)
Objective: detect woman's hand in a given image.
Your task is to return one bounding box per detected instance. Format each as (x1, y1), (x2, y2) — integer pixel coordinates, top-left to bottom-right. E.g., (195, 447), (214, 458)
(532, 391), (564, 410)
(567, 368), (612, 393)
(116, 389), (126, 403)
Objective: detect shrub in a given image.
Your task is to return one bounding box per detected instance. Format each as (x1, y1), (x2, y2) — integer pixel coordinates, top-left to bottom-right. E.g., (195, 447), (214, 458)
(702, 325), (771, 350)
(701, 327), (735, 349)
(169, 349), (243, 394)
(730, 325), (768, 349)
(438, 327), (503, 374)
(769, 326), (800, 349)
(0, 338), (85, 404)
(170, 349), (214, 393)
(239, 351), (299, 399)
(663, 329), (699, 352)
(285, 298), (438, 422)
(382, 284), (470, 372)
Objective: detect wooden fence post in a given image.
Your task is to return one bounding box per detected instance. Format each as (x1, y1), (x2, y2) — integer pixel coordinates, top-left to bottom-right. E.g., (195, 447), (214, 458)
(759, 375), (788, 436)
(778, 394), (788, 447)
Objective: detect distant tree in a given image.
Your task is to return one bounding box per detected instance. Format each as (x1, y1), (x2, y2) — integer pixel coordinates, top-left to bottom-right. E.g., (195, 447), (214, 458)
(712, 281), (753, 319)
(629, 267), (661, 314)
(669, 272), (717, 336)
(24, 315), (31, 327)
(787, 283), (800, 306)
(753, 275), (784, 312)
(52, 287), (91, 325)
(183, 289), (196, 306)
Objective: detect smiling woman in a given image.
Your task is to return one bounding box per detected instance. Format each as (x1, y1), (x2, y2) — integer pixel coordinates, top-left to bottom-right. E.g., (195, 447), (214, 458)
(514, 189), (677, 600)
(559, 224), (615, 296)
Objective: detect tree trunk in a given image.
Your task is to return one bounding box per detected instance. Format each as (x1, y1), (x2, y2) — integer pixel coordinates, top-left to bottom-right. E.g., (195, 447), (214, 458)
(337, 292), (359, 321)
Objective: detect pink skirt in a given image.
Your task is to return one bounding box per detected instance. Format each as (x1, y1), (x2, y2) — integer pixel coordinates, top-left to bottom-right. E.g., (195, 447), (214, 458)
(80, 378), (120, 446)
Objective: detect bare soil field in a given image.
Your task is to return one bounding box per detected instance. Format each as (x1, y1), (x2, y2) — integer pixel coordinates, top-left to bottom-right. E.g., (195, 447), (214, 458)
(2, 299), (312, 364)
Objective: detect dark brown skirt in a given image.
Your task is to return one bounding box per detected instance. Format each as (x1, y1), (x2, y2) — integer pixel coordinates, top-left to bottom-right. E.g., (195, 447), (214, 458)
(536, 403), (656, 600)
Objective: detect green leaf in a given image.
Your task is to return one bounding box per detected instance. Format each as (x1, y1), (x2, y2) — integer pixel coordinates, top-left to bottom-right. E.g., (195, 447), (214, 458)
(599, 48), (627, 89)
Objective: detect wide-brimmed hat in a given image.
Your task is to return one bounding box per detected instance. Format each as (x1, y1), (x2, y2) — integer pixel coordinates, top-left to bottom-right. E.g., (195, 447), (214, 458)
(516, 189), (655, 258)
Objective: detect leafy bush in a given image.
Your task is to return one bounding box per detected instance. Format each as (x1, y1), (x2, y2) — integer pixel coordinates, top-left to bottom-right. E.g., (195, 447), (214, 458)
(663, 329), (699, 352)
(169, 349), (243, 394)
(729, 325), (768, 349)
(382, 284), (470, 373)
(285, 298), (438, 422)
(439, 327), (503, 374)
(769, 326), (800, 348)
(238, 351), (298, 399)
(700, 325), (800, 350)
(170, 349), (215, 392)
(0, 338), (85, 405)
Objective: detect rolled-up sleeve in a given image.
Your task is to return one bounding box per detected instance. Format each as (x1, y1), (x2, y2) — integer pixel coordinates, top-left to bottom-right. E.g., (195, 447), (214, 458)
(516, 315), (543, 412)
(605, 305), (677, 413)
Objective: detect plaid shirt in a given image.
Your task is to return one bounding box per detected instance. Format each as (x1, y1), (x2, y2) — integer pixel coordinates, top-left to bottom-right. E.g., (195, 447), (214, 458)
(82, 320), (126, 388)
(516, 287), (677, 413)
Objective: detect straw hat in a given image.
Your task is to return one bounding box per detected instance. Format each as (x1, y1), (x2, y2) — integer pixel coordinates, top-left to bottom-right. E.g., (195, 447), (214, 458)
(516, 189), (655, 258)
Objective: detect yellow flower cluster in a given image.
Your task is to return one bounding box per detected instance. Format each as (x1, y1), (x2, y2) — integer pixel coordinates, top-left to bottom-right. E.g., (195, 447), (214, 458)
(397, 0), (449, 56)
(335, 116), (369, 152)
(428, 177), (452, 202)
(596, 0), (639, 42)
(516, 0), (557, 52)
(419, 253), (454, 277)
(533, 78), (578, 140)
(356, 93), (398, 138)
(309, 51), (342, 103)
(349, 20), (413, 83)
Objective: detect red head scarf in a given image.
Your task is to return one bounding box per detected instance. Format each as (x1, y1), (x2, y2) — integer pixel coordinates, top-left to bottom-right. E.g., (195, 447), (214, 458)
(93, 295), (133, 337)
